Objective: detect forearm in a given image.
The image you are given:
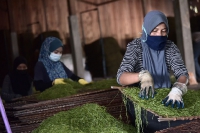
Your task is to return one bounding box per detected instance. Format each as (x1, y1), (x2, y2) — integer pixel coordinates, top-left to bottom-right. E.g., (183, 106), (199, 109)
(119, 72), (140, 86)
(177, 75), (188, 85)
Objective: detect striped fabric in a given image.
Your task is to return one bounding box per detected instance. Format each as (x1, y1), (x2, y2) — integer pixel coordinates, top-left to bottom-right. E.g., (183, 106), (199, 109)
(116, 38), (188, 85)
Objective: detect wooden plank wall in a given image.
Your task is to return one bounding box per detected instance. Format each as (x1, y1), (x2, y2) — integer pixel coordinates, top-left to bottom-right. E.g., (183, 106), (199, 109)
(4, 0), (69, 44)
(0, 0), (9, 29)
(78, 0), (174, 49)
(0, 0), (174, 50)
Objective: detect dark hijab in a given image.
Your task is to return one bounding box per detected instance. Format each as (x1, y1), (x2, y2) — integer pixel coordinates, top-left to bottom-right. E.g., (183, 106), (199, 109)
(9, 56), (32, 96)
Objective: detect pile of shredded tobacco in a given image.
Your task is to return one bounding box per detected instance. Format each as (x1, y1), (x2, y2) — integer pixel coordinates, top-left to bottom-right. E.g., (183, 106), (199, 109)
(32, 103), (136, 133)
(36, 78), (118, 101)
(36, 84), (77, 100)
(122, 87), (200, 117)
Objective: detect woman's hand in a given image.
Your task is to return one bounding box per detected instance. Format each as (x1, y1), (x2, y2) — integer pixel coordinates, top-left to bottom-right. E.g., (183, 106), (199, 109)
(138, 70), (155, 99)
(52, 78), (66, 85)
(78, 79), (90, 85)
(162, 82), (187, 109)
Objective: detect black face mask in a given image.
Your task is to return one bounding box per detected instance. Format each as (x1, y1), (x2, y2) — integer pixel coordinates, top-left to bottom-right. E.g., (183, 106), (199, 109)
(10, 69), (32, 96)
(16, 70), (28, 75)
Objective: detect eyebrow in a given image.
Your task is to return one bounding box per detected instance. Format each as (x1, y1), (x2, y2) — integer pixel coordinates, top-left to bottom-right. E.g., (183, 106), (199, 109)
(153, 27), (167, 30)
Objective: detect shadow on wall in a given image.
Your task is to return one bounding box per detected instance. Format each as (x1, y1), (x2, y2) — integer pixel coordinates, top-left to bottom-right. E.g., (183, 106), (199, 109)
(192, 32), (200, 82)
(166, 15), (200, 44)
(167, 17), (177, 44)
(190, 15), (200, 33)
(190, 16), (200, 82)
(0, 30), (13, 87)
(60, 54), (92, 82)
(83, 37), (123, 79)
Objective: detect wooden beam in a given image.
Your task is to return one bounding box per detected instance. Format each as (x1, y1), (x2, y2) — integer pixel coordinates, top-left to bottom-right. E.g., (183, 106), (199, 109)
(141, 0), (147, 17)
(78, 0), (120, 6)
(173, 0), (196, 83)
(67, 0), (84, 78)
(96, 0), (120, 6)
(67, 0), (77, 15)
(6, 0), (19, 59)
(42, 0), (48, 31)
(78, 0), (97, 6)
(6, 0), (14, 31)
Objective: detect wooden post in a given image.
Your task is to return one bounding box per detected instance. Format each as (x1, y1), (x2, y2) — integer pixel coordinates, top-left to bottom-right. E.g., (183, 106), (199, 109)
(173, 0), (197, 85)
(141, 0), (147, 17)
(7, 0), (19, 59)
(67, 0), (84, 78)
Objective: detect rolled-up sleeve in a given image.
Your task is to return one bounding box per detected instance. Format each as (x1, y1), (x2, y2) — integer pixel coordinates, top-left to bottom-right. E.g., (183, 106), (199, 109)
(116, 40), (142, 85)
(169, 43), (189, 80)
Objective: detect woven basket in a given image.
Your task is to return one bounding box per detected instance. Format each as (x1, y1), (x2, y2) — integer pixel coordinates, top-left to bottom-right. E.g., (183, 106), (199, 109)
(1, 89), (130, 133)
(155, 119), (200, 133)
(116, 87), (199, 133)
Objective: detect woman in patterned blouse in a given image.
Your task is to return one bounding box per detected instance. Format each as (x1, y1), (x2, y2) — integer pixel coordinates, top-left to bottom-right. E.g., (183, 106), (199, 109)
(117, 10), (189, 109)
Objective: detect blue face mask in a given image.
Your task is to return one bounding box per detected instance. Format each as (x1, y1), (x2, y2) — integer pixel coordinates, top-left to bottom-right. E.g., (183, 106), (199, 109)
(146, 35), (167, 50)
(49, 52), (62, 62)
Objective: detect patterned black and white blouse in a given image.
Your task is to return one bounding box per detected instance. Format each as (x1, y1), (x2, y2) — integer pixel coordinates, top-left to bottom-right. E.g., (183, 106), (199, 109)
(116, 38), (189, 85)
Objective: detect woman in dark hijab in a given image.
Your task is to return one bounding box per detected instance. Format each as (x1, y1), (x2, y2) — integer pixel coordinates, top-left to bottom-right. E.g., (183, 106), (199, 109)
(1, 56), (33, 102)
(117, 10), (188, 109)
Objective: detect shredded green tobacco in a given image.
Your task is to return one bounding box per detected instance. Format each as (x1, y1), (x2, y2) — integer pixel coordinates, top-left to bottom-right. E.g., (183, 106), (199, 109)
(64, 78), (119, 91)
(81, 78), (119, 91)
(134, 103), (142, 133)
(122, 87), (200, 117)
(32, 103), (136, 133)
(36, 78), (119, 101)
(36, 84), (77, 100)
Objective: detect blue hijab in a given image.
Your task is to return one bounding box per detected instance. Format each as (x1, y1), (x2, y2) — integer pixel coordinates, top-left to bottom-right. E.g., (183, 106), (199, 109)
(140, 10), (171, 88)
(38, 37), (68, 81)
